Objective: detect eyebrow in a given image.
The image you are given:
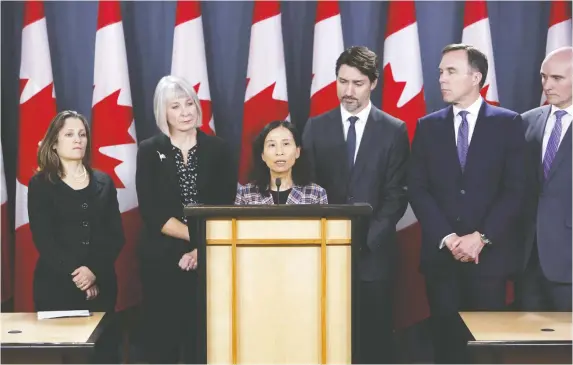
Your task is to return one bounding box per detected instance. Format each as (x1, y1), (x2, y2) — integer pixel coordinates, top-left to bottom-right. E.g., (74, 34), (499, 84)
(338, 77), (366, 83)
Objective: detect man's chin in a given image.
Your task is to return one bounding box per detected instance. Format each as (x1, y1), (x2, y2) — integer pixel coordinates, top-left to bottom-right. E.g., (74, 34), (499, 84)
(342, 102), (359, 112)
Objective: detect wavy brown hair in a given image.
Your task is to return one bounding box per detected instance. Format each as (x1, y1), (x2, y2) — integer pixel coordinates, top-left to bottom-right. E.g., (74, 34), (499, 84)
(37, 110), (92, 183)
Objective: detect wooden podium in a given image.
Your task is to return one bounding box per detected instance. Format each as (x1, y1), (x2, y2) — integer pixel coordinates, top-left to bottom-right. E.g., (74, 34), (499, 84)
(184, 204), (372, 364)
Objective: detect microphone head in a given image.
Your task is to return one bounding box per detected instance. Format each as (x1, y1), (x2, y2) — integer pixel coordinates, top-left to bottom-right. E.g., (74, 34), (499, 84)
(275, 177), (282, 188)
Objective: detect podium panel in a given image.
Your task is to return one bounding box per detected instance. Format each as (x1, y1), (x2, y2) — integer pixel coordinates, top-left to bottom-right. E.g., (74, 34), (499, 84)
(206, 218), (351, 364)
(184, 204), (372, 365)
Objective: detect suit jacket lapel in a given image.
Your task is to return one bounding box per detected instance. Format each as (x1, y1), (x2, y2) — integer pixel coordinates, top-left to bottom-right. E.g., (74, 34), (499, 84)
(260, 194), (274, 205)
(326, 110), (350, 182)
(463, 101), (490, 174)
(286, 186), (303, 204)
(535, 107), (551, 185)
(157, 134), (181, 198)
(546, 124), (572, 182)
(441, 106), (463, 177)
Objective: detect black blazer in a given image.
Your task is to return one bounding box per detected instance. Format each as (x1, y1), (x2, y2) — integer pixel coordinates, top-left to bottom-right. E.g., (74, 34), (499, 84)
(408, 102), (526, 278)
(303, 105), (410, 281)
(136, 131), (236, 265)
(28, 169), (125, 309)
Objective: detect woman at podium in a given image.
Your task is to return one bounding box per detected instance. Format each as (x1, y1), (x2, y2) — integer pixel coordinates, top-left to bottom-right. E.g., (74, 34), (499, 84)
(235, 120), (328, 205)
(135, 75), (236, 363)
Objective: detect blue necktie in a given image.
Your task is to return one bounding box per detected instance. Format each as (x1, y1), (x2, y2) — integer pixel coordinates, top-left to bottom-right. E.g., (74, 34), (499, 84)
(457, 111), (469, 171)
(347, 116), (358, 170)
(543, 110), (568, 179)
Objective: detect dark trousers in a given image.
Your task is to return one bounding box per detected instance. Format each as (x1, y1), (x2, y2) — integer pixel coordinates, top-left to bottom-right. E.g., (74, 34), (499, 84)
(141, 262), (198, 364)
(359, 279), (394, 364)
(518, 244), (572, 311)
(425, 272), (507, 364)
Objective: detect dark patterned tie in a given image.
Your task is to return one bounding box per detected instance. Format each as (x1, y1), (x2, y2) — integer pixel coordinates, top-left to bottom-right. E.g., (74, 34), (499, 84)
(457, 110), (469, 171)
(543, 110), (568, 179)
(347, 116), (358, 170)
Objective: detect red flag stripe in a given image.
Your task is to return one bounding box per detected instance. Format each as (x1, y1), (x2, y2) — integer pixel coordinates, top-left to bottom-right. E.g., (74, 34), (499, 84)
(97, 0), (122, 30)
(252, 0), (281, 24)
(549, 0), (572, 27)
(175, 0), (202, 26)
(463, 0), (488, 26)
(315, 0), (340, 23)
(385, 0), (417, 38)
(23, 0), (45, 27)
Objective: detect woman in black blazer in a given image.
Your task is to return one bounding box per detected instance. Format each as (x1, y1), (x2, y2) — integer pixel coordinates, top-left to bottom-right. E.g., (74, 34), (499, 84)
(136, 75), (236, 364)
(28, 110), (124, 362)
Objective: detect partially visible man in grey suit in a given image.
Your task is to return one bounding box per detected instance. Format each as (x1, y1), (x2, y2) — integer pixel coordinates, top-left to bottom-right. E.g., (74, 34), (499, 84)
(520, 46), (572, 311)
(303, 46), (410, 363)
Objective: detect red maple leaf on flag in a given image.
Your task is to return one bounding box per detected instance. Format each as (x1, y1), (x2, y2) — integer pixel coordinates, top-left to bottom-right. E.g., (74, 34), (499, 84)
(193, 82), (214, 135)
(480, 84), (500, 106)
(382, 64), (426, 142)
(239, 82), (289, 183)
(18, 79), (57, 186)
(91, 89), (135, 188)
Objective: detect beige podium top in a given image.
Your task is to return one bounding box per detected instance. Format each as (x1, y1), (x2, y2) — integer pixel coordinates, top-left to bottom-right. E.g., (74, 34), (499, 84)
(460, 312), (572, 343)
(1, 312), (106, 347)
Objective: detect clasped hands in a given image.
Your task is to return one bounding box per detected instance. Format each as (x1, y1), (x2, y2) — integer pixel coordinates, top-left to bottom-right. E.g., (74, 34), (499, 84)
(179, 249), (198, 271)
(72, 266), (99, 300)
(444, 232), (485, 264)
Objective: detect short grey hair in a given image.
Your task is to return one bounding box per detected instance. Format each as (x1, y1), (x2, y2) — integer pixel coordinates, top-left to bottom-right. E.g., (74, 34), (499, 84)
(153, 75), (202, 136)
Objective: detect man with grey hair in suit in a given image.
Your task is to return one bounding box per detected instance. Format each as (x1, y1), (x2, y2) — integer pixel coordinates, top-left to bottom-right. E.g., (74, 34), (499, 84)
(520, 46), (572, 311)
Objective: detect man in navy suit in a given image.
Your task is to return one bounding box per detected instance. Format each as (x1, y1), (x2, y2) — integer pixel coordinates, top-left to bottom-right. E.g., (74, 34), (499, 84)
(303, 46), (410, 364)
(408, 44), (526, 363)
(519, 47), (572, 311)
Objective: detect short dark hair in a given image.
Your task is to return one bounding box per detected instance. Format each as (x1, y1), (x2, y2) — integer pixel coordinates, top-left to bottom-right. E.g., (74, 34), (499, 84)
(442, 43), (489, 89)
(336, 46), (379, 83)
(249, 121), (312, 196)
(37, 110), (92, 183)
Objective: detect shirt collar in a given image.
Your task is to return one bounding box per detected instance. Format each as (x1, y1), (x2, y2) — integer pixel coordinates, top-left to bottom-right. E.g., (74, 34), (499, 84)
(341, 101), (372, 124)
(550, 104), (573, 118)
(452, 96), (483, 119)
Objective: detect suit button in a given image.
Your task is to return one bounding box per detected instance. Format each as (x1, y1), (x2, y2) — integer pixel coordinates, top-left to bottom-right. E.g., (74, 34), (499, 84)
(82, 221), (89, 227)
(456, 217), (461, 222)
(460, 190), (466, 195)
(82, 203), (88, 209)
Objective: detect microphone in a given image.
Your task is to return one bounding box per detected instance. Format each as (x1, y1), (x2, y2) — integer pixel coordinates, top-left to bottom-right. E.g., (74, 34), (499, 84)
(275, 178), (282, 206)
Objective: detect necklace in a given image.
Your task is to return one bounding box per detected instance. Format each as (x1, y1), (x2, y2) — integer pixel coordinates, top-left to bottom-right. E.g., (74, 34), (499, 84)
(72, 165), (87, 183)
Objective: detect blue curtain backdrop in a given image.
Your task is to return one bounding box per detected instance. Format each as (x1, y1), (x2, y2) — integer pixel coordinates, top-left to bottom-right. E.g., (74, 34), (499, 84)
(1, 0), (550, 226)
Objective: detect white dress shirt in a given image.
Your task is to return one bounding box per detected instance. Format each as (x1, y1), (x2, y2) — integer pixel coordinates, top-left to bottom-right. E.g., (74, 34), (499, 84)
(440, 96), (484, 249)
(452, 96), (483, 146)
(340, 101), (372, 163)
(542, 104), (573, 158)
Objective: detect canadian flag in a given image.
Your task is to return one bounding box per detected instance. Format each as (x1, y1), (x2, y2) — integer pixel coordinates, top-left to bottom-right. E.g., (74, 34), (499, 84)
(91, 0), (141, 312)
(309, 0), (343, 117)
(541, 0), (572, 105)
(382, 0), (429, 330)
(1, 141), (13, 303)
(172, 0), (215, 134)
(238, 0), (290, 184)
(462, 0), (500, 105)
(14, 0), (57, 311)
